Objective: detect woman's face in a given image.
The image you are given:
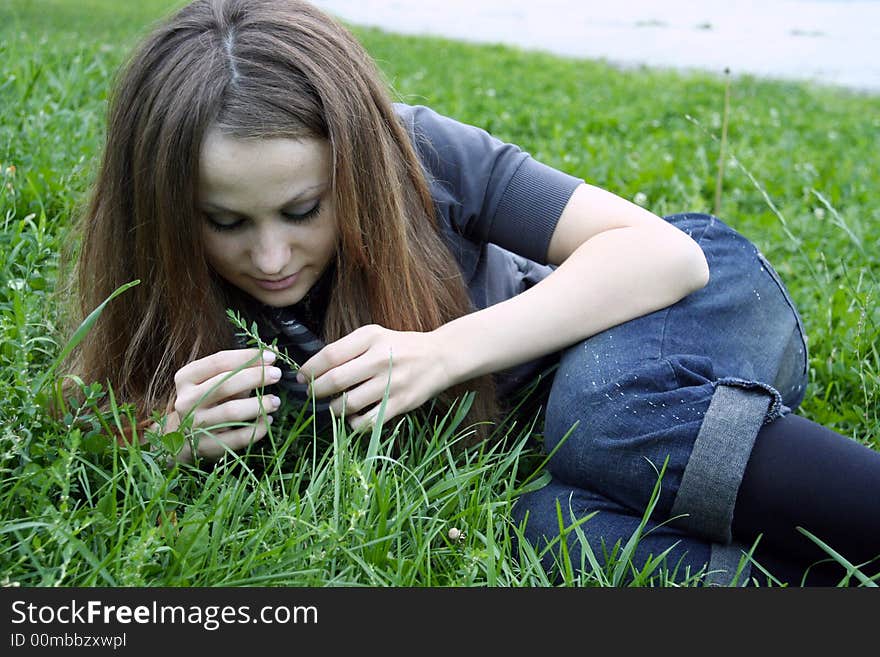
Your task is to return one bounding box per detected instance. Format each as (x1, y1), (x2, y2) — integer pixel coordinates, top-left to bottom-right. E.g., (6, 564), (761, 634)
(198, 128), (338, 307)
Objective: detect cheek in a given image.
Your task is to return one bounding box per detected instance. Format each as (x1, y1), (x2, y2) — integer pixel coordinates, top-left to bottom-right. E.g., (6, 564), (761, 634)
(201, 231), (239, 271)
(293, 218), (338, 259)
(317, 213), (340, 253)
(319, 227), (339, 254)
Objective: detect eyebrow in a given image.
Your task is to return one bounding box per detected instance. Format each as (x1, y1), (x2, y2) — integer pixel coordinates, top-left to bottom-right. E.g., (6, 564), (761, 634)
(200, 183), (326, 214)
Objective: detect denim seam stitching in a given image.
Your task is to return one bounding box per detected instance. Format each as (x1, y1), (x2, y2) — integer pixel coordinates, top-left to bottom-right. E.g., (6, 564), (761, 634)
(658, 214), (715, 359)
(754, 251), (810, 378)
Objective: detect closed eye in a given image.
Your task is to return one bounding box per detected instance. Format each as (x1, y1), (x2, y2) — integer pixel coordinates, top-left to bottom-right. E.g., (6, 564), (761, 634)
(203, 198), (322, 232)
(205, 213), (245, 232)
(281, 199), (321, 222)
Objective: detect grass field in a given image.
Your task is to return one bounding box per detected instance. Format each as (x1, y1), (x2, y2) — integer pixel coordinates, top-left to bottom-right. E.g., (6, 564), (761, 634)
(1, 0), (878, 587)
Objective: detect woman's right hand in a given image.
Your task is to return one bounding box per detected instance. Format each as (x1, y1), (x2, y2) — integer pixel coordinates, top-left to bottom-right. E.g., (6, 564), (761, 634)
(164, 348), (282, 463)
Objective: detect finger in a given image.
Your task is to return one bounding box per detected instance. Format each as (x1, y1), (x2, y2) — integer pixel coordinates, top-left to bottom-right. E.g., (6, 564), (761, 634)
(176, 364), (276, 417)
(176, 349), (275, 387)
(192, 393), (281, 428)
(298, 325), (379, 381)
(348, 402), (394, 432)
(190, 416), (273, 460)
(328, 376), (390, 416)
(310, 351), (391, 401)
(190, 364), (282, 408)
(348, 413), (372, 432)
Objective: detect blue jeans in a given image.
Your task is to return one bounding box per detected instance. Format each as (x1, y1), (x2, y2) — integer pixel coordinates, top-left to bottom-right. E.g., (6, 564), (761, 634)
(512, 213), (809, 585)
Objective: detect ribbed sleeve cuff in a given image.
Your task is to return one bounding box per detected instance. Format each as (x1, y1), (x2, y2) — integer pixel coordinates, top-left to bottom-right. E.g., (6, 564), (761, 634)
(491, 157), (583, 264)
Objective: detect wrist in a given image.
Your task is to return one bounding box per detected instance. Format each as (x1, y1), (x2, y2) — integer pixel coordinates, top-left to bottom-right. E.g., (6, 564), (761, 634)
(429, 320), (481, 388)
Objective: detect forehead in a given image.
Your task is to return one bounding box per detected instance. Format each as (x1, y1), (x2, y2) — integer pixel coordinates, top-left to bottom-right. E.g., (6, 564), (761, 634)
(198, 128), (331, 202)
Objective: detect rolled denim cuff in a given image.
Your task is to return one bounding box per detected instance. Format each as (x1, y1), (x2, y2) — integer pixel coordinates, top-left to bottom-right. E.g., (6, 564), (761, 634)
(706, 542), (752, 586)
(670, 381), (783, 544)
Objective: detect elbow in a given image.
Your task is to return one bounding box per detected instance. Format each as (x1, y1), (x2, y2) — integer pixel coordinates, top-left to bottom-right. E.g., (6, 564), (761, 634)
(681, 236), (710, 295)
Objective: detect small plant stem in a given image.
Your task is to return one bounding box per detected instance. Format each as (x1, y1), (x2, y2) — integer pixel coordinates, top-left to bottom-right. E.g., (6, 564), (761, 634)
(714, 67), (731, 216)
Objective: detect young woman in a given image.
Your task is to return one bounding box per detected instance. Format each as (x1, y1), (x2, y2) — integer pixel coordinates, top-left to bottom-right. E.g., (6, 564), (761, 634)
(65, 0), (880, 586)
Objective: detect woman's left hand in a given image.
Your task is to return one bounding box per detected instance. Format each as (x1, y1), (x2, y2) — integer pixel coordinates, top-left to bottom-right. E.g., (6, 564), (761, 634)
(295, 324), (454, 431)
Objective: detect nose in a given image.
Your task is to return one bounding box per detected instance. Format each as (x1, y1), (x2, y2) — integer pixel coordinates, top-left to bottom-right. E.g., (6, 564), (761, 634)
(251, 225), (292, 276)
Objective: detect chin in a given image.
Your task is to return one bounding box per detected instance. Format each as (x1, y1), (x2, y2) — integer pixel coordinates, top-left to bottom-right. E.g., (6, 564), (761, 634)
(246, 278), (311, 307)
(254, 291), (305, 307)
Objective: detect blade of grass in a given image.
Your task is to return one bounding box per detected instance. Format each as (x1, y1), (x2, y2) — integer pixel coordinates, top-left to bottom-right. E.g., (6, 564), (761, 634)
(31, 279), (140, 396)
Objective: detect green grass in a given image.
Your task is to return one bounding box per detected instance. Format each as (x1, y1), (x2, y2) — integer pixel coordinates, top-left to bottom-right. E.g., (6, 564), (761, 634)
(1, 0), (878, 587)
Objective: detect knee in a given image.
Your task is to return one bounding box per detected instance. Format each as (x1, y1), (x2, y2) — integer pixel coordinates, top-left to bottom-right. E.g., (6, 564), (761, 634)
(542, 378), (602, 481)
(541, 364), (648, 483)
(542, 355), (716, 484)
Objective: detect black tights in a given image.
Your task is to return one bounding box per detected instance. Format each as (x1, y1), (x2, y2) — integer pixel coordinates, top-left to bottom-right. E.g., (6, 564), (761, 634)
(732, 413), (880, 586)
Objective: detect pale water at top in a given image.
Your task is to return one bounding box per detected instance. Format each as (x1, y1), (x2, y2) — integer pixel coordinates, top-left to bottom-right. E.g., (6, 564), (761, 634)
(311, 0), (880, 93)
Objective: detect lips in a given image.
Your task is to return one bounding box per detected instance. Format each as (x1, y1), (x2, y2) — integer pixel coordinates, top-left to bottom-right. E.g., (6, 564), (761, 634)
(253, 271), (299, 291)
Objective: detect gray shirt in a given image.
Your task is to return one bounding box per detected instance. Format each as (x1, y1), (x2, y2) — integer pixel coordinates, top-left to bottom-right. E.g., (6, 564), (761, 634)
(395, 103), (583, 400)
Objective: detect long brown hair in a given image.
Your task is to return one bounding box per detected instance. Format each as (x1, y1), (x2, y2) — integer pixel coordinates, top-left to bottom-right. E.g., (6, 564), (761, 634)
(63, 0), (499, 441)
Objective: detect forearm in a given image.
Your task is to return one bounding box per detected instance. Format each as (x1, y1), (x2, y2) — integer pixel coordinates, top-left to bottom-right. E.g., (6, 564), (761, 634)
(434, 225), (709, 385)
